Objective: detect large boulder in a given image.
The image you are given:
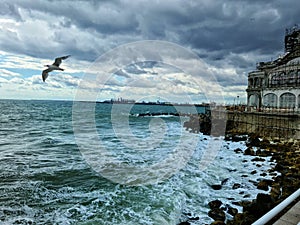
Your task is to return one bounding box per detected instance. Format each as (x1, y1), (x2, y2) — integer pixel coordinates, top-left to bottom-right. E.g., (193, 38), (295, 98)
(227, 206), (238, 216)
(243, 193), (274, 217)
(208, 208), (225, 222)
(208, 200), (222, 209)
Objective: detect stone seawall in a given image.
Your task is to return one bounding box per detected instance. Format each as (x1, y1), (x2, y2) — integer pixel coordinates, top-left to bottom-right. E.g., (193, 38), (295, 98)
(226, 111), (300, 140)
(183, 110), (300, 140)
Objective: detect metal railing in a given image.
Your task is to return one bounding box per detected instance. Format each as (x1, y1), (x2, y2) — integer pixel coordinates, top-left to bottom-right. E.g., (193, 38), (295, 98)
(252, 188), (300, 225)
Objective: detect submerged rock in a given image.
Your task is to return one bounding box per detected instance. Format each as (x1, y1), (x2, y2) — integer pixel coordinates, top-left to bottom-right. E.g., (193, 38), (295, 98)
(211, 184), (222, 190)
(177, 222), (190, 225)
(234, 148), (243, 153)
(232, 183), (241, 189)
(221, 178), (230, 185)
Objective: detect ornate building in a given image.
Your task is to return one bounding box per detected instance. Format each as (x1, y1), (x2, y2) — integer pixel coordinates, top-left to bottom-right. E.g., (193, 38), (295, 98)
(246, 25), (300, 111)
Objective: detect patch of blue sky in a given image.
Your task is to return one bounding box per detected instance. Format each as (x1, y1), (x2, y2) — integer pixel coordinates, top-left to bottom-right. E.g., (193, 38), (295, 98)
(114, 75), (127, 82)
(70, 72), (84, 78)
(2, 68), (84, 79)
(3, 68), (38, 78)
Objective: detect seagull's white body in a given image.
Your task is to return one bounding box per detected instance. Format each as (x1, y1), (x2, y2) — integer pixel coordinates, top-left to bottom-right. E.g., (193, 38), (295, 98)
(47, 64), (62, 70)
(42, 55), (70, 82)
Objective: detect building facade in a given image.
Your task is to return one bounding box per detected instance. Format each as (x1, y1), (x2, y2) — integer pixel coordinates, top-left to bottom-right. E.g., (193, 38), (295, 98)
(246, 26), (300, 111)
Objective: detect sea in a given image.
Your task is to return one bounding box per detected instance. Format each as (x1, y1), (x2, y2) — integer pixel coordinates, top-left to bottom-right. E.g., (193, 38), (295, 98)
(0, 99), (276, 225)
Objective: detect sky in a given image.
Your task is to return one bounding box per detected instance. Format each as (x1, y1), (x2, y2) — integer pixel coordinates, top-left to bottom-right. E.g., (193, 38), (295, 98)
(0, 0), (299, 104)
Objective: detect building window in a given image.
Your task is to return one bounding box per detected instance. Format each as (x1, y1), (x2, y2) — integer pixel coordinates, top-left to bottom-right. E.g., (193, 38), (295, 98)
(261, 78), (265, 87)
(279, 93), (296, 108)
(297, 70), (300, 85)
(263, 93), (277, 107)
(249, 78), (253, 87)
(287, 70), (297, 85)
(271, 70), (300, 87)
(254, 77), (258, 87)
(270, 73), (280, 86)
(249, 94), (259, 107)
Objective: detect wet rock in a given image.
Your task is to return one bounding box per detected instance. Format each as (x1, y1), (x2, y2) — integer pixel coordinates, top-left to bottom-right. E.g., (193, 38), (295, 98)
(177, 222), (190, 225)
(257, 179), (273, 191)
(270, 184), (281, 200)
(239, 200), (252, 208)
(274, 162), (286, 170)
(251, 157), (265, 162)
(208, 200), (222, 209)
(182, 212), (200, 222)
(234, 148), (243, 153)
(232, 183), (241, 189)
(248, 180), (258, 186)
(221, 178), (229, 185)
(227, 212), (256, 225)
(250, 170), (257, 175)
(257, 181), (269, 191)
(208, 208), (225, 222)
(210, 221), (226, 225)
(256, 149), (270, 157)
(269, 172), (278, 176)
(211, 184), (222, 190)
(243, 193), (274, 217)
(228, 135), (247, 142)
(246, 135), (261, 147)
(244, 147), (255, 156)
(227, 206), (238, 216)
(255, 148), (262, 155)
(232, 201), (242, 207)
(188, 216), (199, 221)
(183, 212), (192, 217)
(183, 114), (214, 135)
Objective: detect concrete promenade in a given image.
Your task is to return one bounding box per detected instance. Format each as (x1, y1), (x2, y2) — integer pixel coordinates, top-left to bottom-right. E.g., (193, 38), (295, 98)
(273, 200), (300, 225)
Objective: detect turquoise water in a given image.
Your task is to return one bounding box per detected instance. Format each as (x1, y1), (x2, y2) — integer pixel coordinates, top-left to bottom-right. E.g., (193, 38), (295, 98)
(0, 100), (275, 225)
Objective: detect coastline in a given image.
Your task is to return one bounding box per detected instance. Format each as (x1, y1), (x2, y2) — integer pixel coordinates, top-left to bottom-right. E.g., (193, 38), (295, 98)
(181, 114), (300, 225)
(224, 134), (300, 225)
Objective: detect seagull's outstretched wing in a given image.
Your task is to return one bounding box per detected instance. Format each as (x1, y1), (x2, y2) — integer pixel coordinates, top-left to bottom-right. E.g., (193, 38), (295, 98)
(53, 55), (71, 67)
(42, 68), (51, 82)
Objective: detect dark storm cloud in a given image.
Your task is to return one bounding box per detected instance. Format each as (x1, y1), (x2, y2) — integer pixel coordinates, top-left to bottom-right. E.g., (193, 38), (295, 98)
(0, 2), (22, 20)
(1, 0), (299, 61)
(1, 0), (300, 97)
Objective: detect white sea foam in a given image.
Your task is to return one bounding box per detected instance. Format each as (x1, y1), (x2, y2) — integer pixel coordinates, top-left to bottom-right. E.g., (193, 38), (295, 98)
(0, 100), (278, 225)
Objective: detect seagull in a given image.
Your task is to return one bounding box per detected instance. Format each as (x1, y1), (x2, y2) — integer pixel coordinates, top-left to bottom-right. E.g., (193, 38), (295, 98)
(42, 55), (70, 82)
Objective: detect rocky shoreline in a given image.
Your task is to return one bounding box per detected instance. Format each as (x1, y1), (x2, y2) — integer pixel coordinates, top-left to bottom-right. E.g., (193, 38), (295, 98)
(180, 114), (300, 225)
